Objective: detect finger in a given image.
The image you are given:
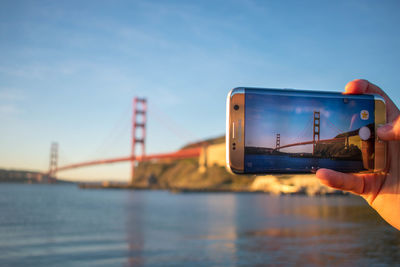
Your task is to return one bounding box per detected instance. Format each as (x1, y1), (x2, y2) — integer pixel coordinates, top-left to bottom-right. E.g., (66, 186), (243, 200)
(344, 79), (390, 97)
(316, 168), (364, 195)
(344, 79), (369, 94)
(344, 79), (399, 121)
(378, 116), (400, 141)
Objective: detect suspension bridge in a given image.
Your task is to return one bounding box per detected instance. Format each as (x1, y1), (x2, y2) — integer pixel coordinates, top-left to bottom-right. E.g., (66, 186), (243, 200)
(47, 105), (368, 183)
(47, 97), (202, 184)
(274, 111), (351, 154)
(272, 110), (375, 170)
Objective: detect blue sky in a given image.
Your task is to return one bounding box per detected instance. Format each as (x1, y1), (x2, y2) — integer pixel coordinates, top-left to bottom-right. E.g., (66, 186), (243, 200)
(1, 0), (400, 181)
(245, 91), (374, 153)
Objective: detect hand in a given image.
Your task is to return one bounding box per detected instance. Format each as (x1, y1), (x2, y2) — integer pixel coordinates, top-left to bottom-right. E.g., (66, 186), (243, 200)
(316, 79), (400, 230)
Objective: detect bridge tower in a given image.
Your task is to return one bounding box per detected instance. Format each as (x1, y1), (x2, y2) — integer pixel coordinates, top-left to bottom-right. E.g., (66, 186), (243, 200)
(48, 142), (58, 181)
(313, 111), (320, 155)
(131, 97), (147, 184)
(276, 134), (280, 151)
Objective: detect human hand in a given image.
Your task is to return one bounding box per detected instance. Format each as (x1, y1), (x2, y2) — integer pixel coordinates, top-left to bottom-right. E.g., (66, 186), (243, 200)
(316, 79), (400, 230)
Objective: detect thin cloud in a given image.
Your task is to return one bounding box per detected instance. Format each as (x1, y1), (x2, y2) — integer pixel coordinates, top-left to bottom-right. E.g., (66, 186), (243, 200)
(0, 89), (25, 101)
(294, 106), (331, 118)
(267, 102), (331, 118)
(0, 88), (25, 119)
(0, 104), (21, 116)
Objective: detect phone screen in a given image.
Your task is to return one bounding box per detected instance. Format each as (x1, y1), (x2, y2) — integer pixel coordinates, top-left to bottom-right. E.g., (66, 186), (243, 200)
(244, 89), (375, 173)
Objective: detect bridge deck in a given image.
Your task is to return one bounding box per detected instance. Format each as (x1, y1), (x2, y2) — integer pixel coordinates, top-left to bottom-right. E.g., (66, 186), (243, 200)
(55, 147), (202, 172)
(277, 137), (346, 150)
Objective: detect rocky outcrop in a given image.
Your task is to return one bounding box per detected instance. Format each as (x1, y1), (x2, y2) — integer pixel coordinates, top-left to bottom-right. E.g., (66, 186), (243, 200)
(132, 159), (253, 191)
(132, 159), (341, 195)
(250, 174), (344, 195)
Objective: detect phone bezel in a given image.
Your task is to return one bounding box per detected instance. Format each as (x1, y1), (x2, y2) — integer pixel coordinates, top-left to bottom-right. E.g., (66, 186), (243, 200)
(374, 95), (387, 172)
(226, 88), (245, 174)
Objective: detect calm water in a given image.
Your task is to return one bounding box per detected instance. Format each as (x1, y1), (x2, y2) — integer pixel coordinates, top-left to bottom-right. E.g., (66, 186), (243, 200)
(0, 184), (399, 266)
(245, 154), (364, 173)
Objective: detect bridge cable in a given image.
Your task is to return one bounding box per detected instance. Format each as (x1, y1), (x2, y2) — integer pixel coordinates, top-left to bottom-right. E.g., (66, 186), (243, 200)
(287, 114), (313, 146)
(325, 117), (344, 135)
(85, 102), (131, 160)
(148, 102), (198, 144)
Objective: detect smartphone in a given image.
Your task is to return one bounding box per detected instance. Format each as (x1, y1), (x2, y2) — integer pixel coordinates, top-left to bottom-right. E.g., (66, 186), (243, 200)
(226, 87), (386, 174)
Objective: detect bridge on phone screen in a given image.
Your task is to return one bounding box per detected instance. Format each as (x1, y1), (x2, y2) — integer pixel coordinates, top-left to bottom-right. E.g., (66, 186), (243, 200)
(274, 111), (351, 154)
(47, 97), (202, 184)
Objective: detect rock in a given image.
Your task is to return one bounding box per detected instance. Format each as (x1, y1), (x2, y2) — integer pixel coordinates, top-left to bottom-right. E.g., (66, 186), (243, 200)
(250, 174), (341, 195)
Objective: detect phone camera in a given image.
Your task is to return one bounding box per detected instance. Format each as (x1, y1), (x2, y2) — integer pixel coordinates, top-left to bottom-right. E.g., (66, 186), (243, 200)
(234, 105), (239, 110)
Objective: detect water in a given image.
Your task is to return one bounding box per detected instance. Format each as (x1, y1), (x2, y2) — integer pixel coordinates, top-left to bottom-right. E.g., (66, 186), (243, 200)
(0, 184), (399, 266)
(245, 154), (364, 173)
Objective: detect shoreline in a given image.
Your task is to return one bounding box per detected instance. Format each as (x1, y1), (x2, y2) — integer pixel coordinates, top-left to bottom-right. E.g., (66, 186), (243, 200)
(77, 178), (347, 196)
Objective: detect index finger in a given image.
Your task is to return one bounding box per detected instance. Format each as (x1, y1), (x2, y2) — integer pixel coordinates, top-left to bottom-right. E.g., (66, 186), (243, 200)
(344, 79), (399, 122)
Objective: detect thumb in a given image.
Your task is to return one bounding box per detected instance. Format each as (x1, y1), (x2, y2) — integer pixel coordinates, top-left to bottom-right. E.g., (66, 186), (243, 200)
(316, 168), (385, 201)
(316, 168), (364, 195)
(377, 116), (400, 141)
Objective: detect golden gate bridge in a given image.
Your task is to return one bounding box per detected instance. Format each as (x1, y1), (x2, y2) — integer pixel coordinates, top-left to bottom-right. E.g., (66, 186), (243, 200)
(47, 97), (202, 183)
(47, 105), (355, 183)
(273, 111), (351, 154)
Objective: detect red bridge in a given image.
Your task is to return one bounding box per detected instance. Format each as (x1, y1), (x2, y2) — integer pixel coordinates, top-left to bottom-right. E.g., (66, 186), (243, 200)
(48, 97), (202, 183)
(48, 107), (351, 183)
(276, 137), (347, 151)
(54, 147), (202, 172)
(274, 111), (350, 153)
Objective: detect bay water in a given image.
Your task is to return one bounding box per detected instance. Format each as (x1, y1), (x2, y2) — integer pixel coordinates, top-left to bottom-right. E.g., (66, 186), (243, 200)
(0, 184), (399, 266)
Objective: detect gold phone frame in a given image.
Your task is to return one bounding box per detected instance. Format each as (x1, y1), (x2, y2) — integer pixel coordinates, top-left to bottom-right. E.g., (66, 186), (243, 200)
(374, 95), (387, 172)
(226, 88), (245, 173)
